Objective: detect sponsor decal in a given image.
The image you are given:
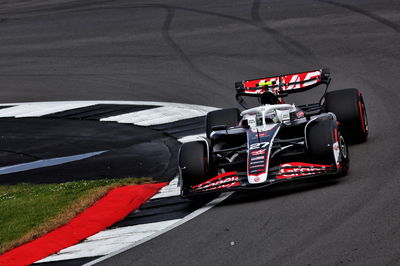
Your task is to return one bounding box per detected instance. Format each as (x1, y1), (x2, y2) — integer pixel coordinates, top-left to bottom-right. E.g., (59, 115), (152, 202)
(277, 162), (331, 179)
(199, 181), (241, 192)
(251, 156), (265, 161)
(192, 171), (236, 188)
(248, 173), (267, 183)
(252, 132), (267, 139)
(244, 77), (279, 93)
(280, 71), (320, 91)
(250, 160), (264, 165)
(193, 175), (240, 191)
(296, 111), (305, 118)
(251, 149), (266, 156)
(243, 70), (322, 94)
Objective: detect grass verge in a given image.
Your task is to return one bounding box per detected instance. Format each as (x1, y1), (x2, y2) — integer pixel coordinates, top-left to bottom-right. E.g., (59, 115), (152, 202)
(0, 177), (150, 255)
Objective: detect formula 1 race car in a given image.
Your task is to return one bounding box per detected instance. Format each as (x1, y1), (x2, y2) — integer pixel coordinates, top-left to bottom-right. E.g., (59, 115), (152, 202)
(178, 68), (368, 197)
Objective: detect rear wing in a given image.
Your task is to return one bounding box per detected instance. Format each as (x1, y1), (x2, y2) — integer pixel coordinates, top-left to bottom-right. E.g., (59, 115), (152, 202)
(235, 68), (330, 97)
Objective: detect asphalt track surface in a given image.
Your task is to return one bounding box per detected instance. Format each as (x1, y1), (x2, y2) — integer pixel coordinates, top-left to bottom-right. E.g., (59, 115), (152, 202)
(0, 0), (399, 265)
(0, 115), (179, 184)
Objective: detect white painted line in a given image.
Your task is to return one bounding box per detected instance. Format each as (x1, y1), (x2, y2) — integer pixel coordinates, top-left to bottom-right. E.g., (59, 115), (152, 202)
(36, 177), (182, 263)
(0, 102), (96, 118)
(36, 174), (228, 263)
(0, 101), (217, 114)
(101, 106), (211, 126)
(84, 192), (234, 266)
(0, 151), (107, 175)
(151, 177), (180, 199)
(0, 101), (217, 128)
(40, 186), (231, 264)
(37, 220), (180, 263)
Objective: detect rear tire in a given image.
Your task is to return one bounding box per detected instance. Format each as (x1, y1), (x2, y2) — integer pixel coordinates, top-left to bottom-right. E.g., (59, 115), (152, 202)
(325, 88), (368, 143)
(178, 141), (208, 194)
(206, 108), (240, 138)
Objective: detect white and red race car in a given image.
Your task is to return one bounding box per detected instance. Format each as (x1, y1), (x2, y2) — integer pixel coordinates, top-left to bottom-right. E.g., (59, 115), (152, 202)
(178, 68), (368, 197)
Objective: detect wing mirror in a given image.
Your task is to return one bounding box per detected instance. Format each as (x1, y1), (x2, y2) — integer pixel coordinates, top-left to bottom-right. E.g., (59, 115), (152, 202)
(241, 119), (250, 128)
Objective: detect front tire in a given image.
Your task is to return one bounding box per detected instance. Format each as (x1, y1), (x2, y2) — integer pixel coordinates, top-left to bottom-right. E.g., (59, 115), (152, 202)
(306, 118), (336, 165)
(306, 117), (349, 176)
(178, 141), (208, 195)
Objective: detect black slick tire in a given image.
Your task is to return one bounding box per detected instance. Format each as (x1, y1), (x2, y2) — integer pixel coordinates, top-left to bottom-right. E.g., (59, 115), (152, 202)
(325, 88), (368, 143)
(307, 117), (349, 177)
(178, 141), (208, 195)
(307, 118), (335, 165)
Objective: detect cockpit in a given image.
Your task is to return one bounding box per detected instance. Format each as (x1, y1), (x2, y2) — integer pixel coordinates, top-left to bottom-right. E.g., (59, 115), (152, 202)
(255, 112), (279, 126)
(241, 104), (306, 128)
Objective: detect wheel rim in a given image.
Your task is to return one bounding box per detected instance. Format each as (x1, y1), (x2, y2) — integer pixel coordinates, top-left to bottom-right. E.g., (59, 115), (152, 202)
(339, 134), (347, 159)
(361, 102), (368, 132)
(359, 98), (368, 134)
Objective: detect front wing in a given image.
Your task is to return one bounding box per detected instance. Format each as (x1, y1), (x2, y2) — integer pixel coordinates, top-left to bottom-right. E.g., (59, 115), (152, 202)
(182, 162), (337, 196)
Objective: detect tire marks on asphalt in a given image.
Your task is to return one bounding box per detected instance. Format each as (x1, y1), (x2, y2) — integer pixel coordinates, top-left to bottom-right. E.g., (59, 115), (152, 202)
(251, 0), (315, 57)
(319, 0), (400, 33)
(159, 5), (224, 88)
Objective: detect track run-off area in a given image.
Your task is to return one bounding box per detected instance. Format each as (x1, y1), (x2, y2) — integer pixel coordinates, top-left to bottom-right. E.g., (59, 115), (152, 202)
(0, 0), (399, 265)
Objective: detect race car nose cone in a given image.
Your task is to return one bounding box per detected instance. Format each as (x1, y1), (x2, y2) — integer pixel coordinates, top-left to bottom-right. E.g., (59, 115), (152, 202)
(248, 173), (268, 184)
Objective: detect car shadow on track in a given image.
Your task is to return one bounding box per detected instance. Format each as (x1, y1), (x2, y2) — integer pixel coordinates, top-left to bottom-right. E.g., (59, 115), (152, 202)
(219, 177), (341, 206)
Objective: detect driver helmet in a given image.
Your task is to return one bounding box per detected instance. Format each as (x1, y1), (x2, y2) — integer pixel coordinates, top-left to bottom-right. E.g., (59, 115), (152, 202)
(265, 111), (279, 124)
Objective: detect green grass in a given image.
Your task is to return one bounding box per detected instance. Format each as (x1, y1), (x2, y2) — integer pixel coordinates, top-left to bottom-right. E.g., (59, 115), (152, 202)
(0, 177), (150, 254)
